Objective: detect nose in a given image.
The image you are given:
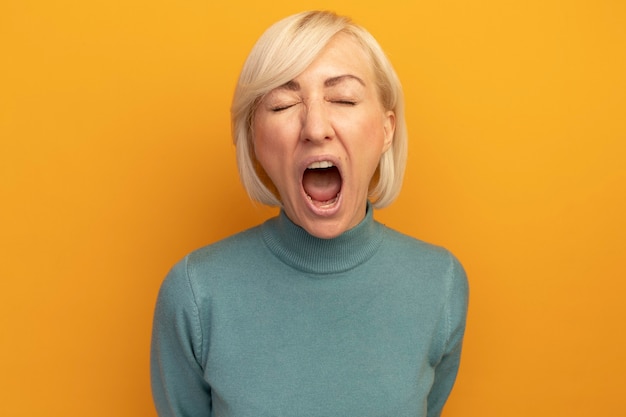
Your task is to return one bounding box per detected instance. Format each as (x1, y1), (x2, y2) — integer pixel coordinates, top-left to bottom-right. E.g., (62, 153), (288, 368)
(301, 100), (334, 143)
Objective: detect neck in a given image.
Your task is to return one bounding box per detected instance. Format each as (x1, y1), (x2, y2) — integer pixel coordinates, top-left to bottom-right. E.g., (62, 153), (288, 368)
(261, 203), (382, 274)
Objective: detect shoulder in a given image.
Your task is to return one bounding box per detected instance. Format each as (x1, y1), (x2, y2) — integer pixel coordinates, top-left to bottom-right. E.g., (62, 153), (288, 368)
(377, 223), (468, 296)
(185, 225), (265, 271)
(158, 224), (267, 302)
(379, 223), (469, 330)
(379, 225), (462, 269)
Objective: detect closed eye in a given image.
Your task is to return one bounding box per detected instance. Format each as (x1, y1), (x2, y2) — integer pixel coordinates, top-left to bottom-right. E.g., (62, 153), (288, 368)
(271, 104), (296, 112)
(332, 100), (357, 106)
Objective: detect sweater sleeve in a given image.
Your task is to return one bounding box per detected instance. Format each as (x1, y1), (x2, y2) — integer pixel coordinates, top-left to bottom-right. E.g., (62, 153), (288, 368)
(150, 257), (212, 417)
(427, 253), (469, 417)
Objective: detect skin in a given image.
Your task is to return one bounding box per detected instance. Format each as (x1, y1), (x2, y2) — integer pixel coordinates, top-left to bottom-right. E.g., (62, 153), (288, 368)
(253, 33), (395, 239)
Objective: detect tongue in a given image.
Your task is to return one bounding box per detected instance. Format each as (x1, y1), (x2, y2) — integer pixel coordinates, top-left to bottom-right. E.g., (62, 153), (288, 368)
(302, 167), (341, 202)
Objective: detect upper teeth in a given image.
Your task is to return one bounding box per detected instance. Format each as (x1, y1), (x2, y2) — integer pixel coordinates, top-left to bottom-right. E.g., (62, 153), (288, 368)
(307, 161), (334, 169)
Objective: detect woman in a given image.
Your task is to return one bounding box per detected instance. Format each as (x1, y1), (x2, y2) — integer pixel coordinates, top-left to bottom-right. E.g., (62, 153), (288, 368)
(151, 10), (468, 417)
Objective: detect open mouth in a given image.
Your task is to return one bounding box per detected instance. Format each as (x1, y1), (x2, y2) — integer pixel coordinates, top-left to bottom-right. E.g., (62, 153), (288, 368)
(302, 160), (342, 208)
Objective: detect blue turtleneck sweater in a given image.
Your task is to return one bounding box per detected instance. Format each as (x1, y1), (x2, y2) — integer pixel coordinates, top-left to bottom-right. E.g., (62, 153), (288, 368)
(151, 206), (468, 417)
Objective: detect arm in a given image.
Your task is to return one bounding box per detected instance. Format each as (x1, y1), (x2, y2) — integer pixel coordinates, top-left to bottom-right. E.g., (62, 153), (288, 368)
(427, 254), (469, 417)
(150, 257), (212, 417)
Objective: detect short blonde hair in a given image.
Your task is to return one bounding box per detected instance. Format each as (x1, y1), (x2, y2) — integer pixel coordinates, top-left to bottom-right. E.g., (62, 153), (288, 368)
(231, 10), (407, 208)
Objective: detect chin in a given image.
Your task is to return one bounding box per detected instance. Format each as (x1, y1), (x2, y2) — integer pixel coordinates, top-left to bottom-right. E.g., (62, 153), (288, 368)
(298, 214), (354, 239)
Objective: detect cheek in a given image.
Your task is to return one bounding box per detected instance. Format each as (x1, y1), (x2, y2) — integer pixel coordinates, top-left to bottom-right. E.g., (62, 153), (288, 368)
(252, 118), (276, 162)
(250, 127), (284, 198)
(253, 114), (290, 149)
(252, 139), (275, 181)
(352, 116), (388, 156)
(253, 116), (302, 172)
(252, 119), (294, 188)
(357, 124), (389, 181)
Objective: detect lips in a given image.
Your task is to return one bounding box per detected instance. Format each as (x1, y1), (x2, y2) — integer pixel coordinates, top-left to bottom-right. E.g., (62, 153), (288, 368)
(301, 158), (342, 209)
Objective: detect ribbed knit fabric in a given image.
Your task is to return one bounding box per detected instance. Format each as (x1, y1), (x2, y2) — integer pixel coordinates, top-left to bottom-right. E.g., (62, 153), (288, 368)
(262, 205), (382, 274)
(151, 205), (468, 417)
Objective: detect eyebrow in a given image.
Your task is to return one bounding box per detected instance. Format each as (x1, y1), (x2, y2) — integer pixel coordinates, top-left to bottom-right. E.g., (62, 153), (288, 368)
(276, 74), (366, 91)
(279, 80), (301, 91)
(324, 74), (365, 87)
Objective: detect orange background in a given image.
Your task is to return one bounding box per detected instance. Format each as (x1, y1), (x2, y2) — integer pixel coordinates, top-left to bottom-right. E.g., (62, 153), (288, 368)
(1, 0), (625, 416)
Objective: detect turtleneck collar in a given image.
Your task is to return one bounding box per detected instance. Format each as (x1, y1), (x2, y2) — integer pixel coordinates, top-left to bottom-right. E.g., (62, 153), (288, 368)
(261, 203), (383, 275)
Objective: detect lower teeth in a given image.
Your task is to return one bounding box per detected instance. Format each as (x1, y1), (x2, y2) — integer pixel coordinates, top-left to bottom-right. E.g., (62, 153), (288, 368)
(306, 193), (339, 206)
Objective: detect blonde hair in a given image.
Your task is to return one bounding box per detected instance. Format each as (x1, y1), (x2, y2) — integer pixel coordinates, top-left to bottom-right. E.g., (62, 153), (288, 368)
(231, 10), (407, 208)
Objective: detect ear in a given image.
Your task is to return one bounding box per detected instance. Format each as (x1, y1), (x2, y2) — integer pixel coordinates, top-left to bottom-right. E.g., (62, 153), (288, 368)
(382, 110), (395, 153)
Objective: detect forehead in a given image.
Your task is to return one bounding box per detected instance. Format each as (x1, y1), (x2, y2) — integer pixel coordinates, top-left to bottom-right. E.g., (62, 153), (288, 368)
(295, 32), (374, 84)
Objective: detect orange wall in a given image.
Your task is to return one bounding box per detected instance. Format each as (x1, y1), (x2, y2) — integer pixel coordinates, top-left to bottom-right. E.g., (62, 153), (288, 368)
(1, 1), (625, 416)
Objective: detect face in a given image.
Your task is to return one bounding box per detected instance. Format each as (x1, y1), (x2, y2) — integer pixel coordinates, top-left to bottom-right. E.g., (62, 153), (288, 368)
(253, 33), (395, 239)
